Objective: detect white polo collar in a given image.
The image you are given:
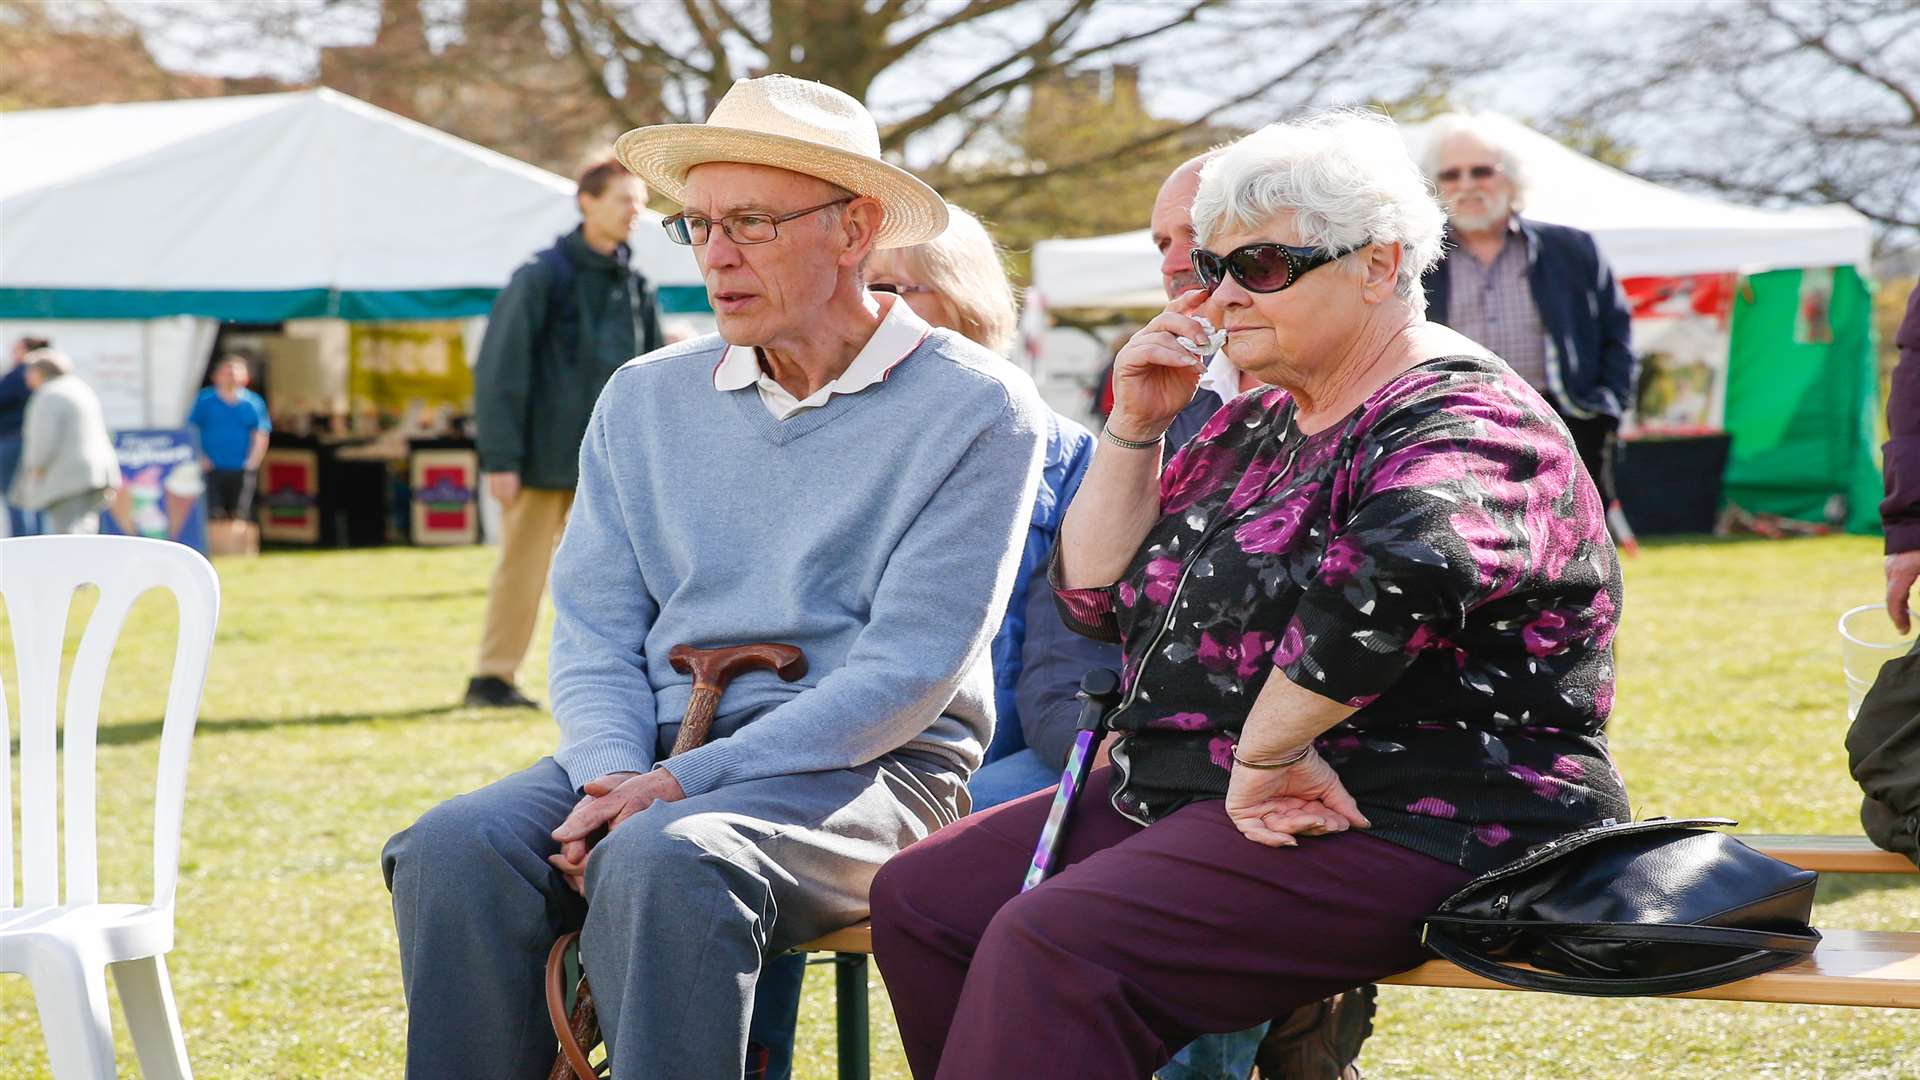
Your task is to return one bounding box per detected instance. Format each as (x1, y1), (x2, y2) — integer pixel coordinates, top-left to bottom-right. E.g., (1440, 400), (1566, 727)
(712, 292), (932, 419)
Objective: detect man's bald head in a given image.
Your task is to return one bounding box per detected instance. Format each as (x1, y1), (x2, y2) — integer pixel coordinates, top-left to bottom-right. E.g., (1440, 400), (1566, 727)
(1151, 152), (1216, 299)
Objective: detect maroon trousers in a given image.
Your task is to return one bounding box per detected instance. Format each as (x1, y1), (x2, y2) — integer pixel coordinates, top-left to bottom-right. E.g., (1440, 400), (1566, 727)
(869, 767), (1473, 1079)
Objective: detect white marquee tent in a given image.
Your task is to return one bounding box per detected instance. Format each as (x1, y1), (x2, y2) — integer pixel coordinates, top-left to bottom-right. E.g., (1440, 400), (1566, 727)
(1030, 113), (1873, 310)
(0, 89), (705, 427)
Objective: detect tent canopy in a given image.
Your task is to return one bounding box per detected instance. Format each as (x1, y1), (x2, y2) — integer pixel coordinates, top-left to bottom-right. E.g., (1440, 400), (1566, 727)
(0, 89), (707, 320)
(1032, 113), (1874, 309)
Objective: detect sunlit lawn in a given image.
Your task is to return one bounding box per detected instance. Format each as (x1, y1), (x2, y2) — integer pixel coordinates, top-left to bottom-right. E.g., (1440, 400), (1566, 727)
(1, 535), (1916, 1078)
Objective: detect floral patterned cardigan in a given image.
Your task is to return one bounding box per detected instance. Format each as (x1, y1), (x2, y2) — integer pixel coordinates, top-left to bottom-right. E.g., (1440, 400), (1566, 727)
(1052, 355), (1631, 874)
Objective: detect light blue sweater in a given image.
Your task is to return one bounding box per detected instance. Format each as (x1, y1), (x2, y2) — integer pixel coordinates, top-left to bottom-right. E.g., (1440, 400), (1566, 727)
(547, 330), (1047, 796)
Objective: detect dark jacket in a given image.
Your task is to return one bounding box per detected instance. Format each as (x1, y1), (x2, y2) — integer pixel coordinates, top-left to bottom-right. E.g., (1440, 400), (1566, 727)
(1847, 646), (1920, 868)
(1879, 283), (1920, 552)
(1422, 216), (1636, 423)
(1165, 387), (1225, 456)
(474, 227), (664, 490)
(0, 364), (29, 441)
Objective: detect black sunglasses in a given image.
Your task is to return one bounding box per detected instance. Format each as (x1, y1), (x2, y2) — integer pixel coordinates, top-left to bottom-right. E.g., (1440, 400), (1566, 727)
(1435, 164), (1502, 183)
(1188, 241), (1361, 295)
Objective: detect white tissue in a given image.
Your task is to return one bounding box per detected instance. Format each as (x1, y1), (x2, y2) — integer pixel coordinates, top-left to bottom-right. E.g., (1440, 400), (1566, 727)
(1176, 316), (1227, 359)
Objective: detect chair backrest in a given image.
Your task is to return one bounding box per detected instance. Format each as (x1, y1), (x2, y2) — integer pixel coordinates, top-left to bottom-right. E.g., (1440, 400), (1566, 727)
(0, 535), (219, 911)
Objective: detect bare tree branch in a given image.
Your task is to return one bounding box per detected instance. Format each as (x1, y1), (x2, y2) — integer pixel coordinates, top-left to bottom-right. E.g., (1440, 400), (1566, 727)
(701, 0), (766, 54)
(883, 0), (1218, 151)
(875, 0), (1030, 68)
(1757, 0), (1920, 123)
(551, 0), (644, 129)
(939, 1), (1398, 196)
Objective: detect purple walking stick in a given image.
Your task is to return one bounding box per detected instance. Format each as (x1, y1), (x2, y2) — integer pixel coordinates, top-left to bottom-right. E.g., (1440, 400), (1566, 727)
(1023, 668), (1124, 892)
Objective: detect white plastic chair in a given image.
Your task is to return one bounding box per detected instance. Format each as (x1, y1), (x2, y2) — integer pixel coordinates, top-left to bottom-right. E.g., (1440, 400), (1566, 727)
(0, 535), (220, 1079)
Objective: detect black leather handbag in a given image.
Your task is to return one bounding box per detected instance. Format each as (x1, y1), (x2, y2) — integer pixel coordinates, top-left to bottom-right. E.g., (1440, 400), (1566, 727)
(1420, 817), (1822, 996)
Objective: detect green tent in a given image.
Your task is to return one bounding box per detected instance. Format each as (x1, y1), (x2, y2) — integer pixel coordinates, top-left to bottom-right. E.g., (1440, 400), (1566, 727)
(1722, 267), (1881, 533)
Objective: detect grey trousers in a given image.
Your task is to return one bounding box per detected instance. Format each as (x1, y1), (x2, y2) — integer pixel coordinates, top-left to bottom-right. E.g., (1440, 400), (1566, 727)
(382, 743), (964, 1080)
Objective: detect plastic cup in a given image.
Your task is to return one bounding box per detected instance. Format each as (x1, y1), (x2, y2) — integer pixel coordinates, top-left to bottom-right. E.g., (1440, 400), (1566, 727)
(1839, 604), (1917, 720)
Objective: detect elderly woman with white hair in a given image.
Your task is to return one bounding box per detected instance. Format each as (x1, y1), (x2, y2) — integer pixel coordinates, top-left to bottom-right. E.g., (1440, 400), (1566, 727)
(868, 110), (1631, 1077)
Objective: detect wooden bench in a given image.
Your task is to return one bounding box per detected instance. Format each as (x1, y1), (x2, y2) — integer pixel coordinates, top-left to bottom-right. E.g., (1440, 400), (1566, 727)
(791, 836), (1919, 1079)
(1743, 834), (1916, 875)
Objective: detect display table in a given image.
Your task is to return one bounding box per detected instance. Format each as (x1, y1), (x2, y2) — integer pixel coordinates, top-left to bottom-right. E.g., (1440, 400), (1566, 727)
(260, 433), (480, 547)
(1615, 431), (1733, 536)
(261, 435), (397, 547)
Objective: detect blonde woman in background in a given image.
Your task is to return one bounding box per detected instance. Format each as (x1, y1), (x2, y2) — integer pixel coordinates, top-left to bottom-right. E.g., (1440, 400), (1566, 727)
(745, 206), (1120, 1080)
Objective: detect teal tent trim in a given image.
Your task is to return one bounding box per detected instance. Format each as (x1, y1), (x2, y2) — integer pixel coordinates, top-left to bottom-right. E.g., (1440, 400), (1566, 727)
(0, 287), (338, 321)
(657, 284), (709, 314)
(0, 284), (712, 321)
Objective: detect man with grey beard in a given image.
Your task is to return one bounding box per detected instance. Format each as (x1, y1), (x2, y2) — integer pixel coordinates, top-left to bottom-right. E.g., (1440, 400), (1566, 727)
(1420, 113), (1638, 547)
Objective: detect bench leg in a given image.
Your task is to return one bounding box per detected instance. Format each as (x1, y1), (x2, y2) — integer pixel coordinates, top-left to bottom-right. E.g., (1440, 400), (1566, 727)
(834, 952), (870, 1080)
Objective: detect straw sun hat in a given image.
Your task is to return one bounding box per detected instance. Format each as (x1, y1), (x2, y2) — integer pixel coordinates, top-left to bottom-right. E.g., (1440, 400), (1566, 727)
(614, 74), (948, 250)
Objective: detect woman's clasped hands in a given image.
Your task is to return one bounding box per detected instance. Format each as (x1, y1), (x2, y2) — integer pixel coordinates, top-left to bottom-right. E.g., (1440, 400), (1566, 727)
(1224, 746), (1372, 848)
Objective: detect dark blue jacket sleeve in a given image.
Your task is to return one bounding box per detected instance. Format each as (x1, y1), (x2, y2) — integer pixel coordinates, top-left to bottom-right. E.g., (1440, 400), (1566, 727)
(1588, 233), (1636, 422)
(1015, 566), (1123, 771)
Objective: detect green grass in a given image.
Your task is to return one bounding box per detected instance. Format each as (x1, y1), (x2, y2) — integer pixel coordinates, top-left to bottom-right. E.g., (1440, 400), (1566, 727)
(1, 536), (1917, 1078)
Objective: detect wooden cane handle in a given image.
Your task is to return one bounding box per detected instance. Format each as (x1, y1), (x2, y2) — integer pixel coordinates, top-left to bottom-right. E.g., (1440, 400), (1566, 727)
(668, 642), (808, 689)
(666, 642), (806, 757)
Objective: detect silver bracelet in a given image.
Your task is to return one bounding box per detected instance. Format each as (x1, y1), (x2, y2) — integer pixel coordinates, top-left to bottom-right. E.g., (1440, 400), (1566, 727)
(1230, 743), (1313, 770)
(1100, 422), (1165, 451)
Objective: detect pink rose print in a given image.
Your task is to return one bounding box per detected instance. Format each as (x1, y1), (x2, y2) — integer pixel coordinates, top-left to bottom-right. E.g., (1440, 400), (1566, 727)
(1506, 764), (1558, 799)
(1474, 822), (1512, 847)
(1196, 628), (1276, 680)
(1318, 537), (1364, 588)
(1521, 609), (1577, 657)
(1208, 735), (1236, 771)
(1116, 580), (1138, 608)
(1195, 402), (1239, 443)
(1142, 557), (1181, 606)
(1234, 484), (1321, 554)
(1403, 622), (1451, 656)
(1149, 711), (1212, 731)
(1162, 445), (1237, 514)
(1407, 797), (1457, 819)
(1272, 621), (1306, 668)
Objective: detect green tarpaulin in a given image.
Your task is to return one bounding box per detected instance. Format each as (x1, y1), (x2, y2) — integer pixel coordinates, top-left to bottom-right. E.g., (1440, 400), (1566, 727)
(1722, 266), (1881, 533)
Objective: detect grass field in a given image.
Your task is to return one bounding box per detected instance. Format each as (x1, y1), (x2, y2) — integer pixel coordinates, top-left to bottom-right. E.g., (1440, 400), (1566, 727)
(1, 535), (1916, 1079)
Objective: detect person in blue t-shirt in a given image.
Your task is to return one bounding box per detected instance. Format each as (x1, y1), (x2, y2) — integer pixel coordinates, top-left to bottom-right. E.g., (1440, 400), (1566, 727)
(187, 355), (272, 521)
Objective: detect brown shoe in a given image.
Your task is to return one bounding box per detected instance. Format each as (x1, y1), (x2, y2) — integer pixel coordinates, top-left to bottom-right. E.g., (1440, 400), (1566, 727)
(1252, 983), (1377, 1080)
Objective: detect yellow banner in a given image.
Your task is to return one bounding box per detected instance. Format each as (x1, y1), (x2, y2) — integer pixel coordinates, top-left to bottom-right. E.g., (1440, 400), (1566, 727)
(348, 320), (473, 412)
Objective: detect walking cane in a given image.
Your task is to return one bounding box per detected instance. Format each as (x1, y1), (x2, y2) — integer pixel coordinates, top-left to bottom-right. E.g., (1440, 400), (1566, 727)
(1022, 668), (1123, 892)
(546, 641), (808, 1080)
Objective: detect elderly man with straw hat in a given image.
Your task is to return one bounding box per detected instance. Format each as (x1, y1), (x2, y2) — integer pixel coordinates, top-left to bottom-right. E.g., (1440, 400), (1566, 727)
(381, 74), (1045, 1078)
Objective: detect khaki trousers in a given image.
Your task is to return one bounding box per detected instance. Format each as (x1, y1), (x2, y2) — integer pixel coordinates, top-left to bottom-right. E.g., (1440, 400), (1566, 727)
(475, 486), (574, 680)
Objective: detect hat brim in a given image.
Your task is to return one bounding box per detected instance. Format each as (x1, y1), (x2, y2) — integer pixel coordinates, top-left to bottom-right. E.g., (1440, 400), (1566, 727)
(614, 125), (948, 250)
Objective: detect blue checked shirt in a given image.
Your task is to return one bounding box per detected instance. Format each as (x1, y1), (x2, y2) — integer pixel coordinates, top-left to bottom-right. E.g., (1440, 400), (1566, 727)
(1446, 225), (1550, 394)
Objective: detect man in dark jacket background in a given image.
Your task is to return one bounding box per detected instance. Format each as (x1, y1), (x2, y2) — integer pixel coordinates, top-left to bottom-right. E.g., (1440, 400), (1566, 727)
(465, 159), (665, 708)
(0, 335), (51, 537)
(1420, 113), (1638, 549)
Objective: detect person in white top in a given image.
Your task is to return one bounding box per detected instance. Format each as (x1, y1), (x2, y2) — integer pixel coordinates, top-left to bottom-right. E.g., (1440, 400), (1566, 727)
(10, 349), (121, 535)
